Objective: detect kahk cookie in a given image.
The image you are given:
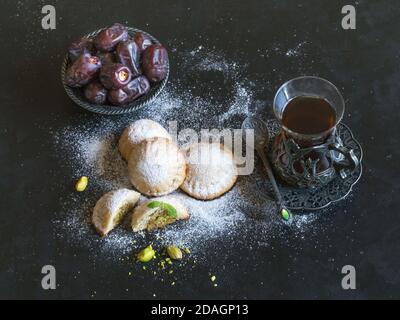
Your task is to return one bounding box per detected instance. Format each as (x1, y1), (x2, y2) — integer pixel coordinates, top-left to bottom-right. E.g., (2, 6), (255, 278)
(180, 142), (238, 200)
(118, 119), (172, 161)
(128, 138), (186, 197)
(131, 196), (189, 232)
(92, 188), (140, 236)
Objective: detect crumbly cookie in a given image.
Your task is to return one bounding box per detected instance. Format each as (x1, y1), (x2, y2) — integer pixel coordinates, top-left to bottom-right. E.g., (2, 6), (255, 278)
(92, 188), (140, 236)
(128, 137), (186, 197)
(118, 119), (172, 161)
(180, 142), (238, 200)
(131, 196), (189, 232)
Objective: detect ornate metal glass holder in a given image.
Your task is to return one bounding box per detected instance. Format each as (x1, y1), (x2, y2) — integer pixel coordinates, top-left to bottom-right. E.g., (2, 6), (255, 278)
(263, 76), (364, 210)
(266, 120), (363, 211)
(271, 128), (359, 188)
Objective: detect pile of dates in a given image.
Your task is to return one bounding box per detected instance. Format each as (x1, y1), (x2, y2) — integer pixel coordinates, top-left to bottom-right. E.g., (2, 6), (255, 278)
(65, 23), (168, 106)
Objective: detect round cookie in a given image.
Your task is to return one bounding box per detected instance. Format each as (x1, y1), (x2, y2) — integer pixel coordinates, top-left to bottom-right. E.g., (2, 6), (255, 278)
(92, 188), (141, 236)
(118, 119), (172, 161)
(131, 196), (189, 232)
(128, 137), (186, 197)
(180, 142), (238, 200)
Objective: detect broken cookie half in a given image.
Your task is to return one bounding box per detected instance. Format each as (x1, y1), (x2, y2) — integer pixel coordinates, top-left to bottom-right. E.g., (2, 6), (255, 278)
(131, 197), (189, 232)
(92, 188), (141, 236)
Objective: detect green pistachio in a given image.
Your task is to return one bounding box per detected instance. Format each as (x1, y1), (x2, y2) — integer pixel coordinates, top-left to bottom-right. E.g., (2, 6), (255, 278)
(281, 208), (291, 221)
(166, 246), (183, 260)
(137, 245), (155, 263)
(75, 176), (88, 192)
(147, 201), (177, 218)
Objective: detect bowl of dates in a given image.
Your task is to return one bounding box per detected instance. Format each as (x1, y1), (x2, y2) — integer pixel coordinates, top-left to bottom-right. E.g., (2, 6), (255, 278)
(61, 24), (169, 115)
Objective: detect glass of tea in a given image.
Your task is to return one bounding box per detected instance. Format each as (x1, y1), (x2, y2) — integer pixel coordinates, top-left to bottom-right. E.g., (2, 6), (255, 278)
(272, 76), (359, 187)
(273, 76), (344, 146)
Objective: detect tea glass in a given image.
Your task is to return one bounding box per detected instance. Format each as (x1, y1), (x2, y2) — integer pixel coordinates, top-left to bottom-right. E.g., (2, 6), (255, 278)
(272, 76), (359, 188)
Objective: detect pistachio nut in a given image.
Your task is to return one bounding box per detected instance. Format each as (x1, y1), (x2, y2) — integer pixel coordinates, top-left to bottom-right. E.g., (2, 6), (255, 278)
(281, 208), (291, 221)
(75, 176), (88, 192)
(137, 245), (155, 263)
(166, 246), (183, 260)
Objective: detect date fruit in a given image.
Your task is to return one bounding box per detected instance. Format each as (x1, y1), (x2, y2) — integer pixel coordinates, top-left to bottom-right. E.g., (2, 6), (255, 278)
(108, 75), (150, 106)
(97, 52), (115, 65)
(108, 88), (129, 106)
(65, 54), (102, 87)
(84, 81), (107, 104)
(116, 40), (141, 76)
(94, 23), (129, 52)
(68, 38), (94, 62)
(142, 44), (169, 82)
(123, 75), (150, 100)
(133, 32), (152, 52)
(100, 63), (132, 89)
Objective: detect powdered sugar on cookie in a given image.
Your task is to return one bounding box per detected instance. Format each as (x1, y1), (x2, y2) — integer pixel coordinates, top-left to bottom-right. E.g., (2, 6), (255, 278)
(181, 143), (238, 200)
(92, 188), (140, 236)
(128, 138), (186, 196)
(119, 119), (172, 161)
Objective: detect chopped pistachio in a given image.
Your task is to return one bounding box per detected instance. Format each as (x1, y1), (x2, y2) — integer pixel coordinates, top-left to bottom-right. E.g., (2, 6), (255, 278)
(146, 211), (176, 231)
(147, 201), (177, 218)
(137, 245), (155, 263)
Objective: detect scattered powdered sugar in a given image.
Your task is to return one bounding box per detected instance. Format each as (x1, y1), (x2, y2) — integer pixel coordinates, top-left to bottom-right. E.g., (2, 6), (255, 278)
(53, 47), (325, 262)
(257, 41), (309, 59)
(55, 122), (131, 190)
(154, 190), (248, 248)
(219, 84), (252, 123)
(187, 47), (240, 77)
(286, 41), (308, 57)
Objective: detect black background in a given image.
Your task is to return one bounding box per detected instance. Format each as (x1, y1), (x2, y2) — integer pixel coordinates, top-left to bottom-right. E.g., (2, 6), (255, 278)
(0, 0), (399, 299)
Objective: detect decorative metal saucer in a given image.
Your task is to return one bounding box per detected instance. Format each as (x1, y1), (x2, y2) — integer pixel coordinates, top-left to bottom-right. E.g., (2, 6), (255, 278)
(61, 26), (169, 115)
(266, 120), (363, 211)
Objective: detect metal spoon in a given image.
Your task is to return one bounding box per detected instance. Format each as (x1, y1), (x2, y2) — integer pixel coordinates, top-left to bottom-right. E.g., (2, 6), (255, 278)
(242, 116), (291, 221)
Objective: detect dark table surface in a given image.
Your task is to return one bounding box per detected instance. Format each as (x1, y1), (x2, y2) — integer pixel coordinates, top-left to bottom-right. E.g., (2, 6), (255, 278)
(0, 0), (399, 299)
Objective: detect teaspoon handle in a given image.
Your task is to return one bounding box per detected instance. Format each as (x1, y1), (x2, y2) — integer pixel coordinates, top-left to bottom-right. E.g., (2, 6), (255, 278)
(256, 147), (284, 205)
